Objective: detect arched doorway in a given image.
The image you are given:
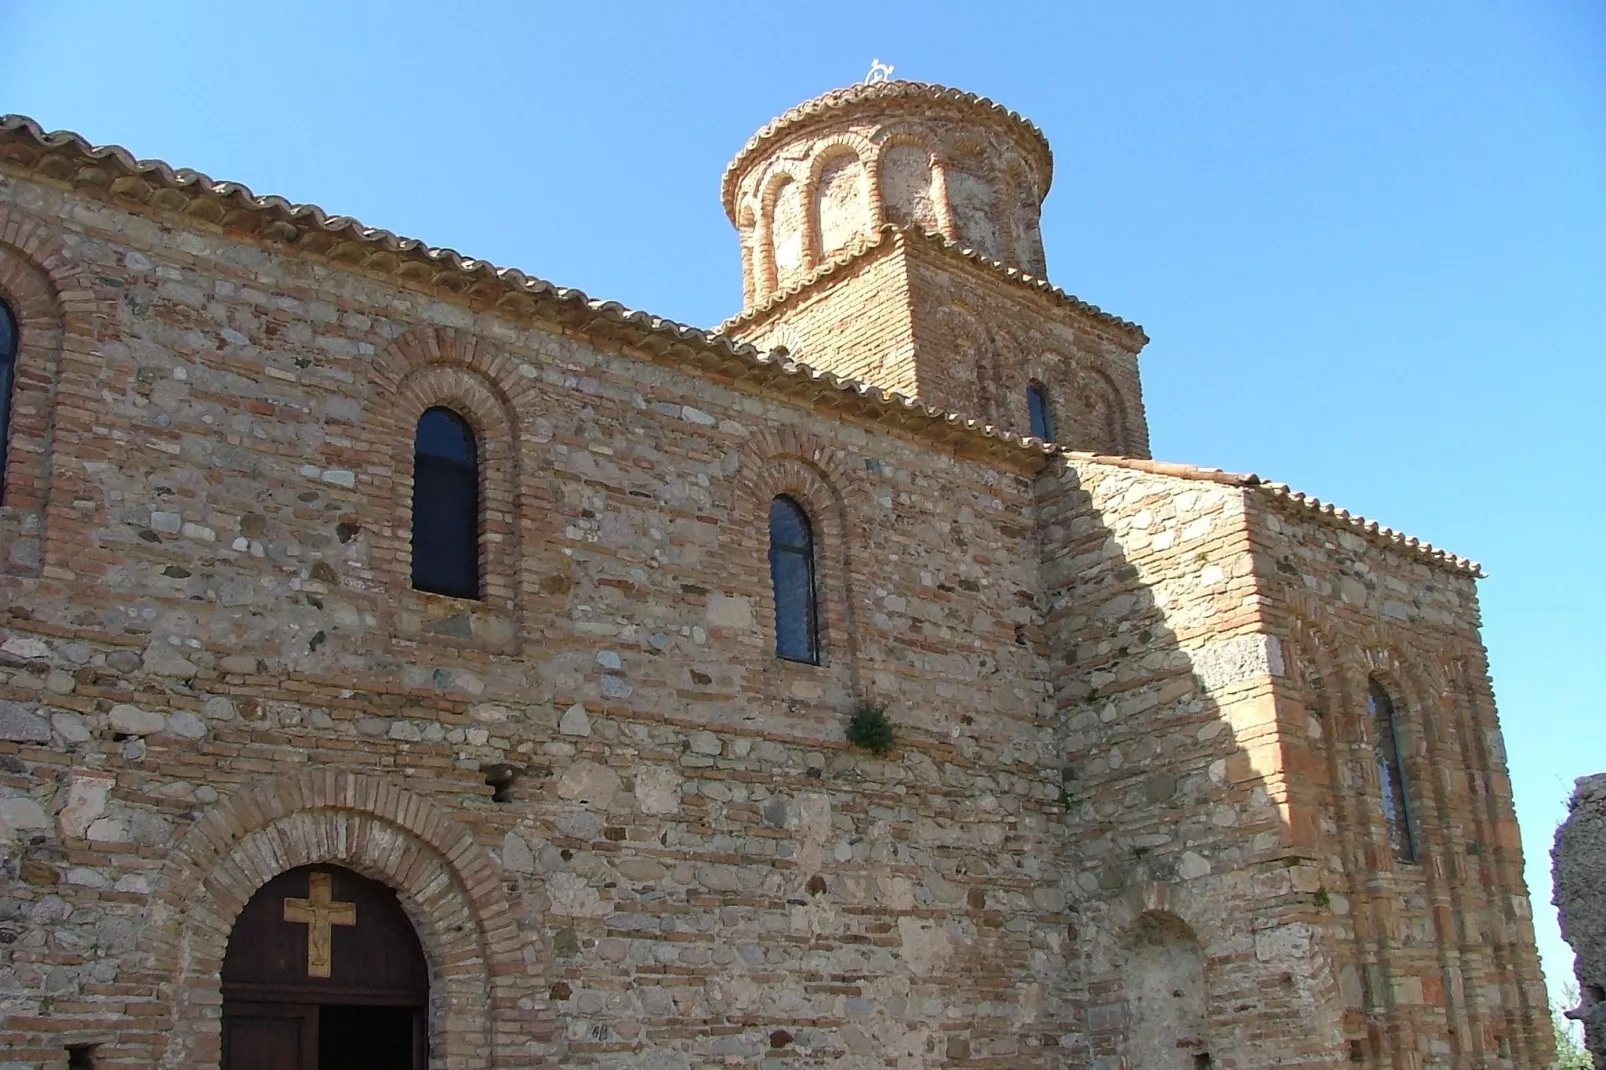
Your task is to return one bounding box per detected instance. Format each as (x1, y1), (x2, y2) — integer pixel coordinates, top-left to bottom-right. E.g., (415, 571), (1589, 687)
(221, 865), (428, 1070)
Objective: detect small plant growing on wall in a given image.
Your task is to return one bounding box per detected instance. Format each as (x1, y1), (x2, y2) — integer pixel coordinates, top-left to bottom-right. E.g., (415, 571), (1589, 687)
(846, 703), (896, 758)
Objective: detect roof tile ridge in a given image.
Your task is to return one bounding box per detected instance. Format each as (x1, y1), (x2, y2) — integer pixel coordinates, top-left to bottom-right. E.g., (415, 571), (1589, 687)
(1058, 450), (1259, 486)
(0, 113), (1055, 470)
(1056, 447), (1480, 575)
(901, 228), (1148, 341)
(1253, 482), (1482, 575)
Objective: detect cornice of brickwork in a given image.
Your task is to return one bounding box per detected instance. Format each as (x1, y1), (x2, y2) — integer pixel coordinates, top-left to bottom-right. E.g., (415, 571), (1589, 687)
(718, 224), (1148, 346)
(1058, 451), (1483, 577)
(0, 113), (1053, 474)
(720, 80), (1054, 221)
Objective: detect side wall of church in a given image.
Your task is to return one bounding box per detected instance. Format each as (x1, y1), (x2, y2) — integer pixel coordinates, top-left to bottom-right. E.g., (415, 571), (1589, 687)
(1035, 457), (1351, 1069)
(1249, 498), (1555, 1068)
(0, 176), (1079, 1068)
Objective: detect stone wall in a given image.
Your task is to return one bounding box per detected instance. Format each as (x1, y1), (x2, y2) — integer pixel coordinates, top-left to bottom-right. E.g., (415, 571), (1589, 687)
(0, 172), (1074, 1068)
(1251, 491), (1555, 1066)
(1037, 458), (1350, 1068)
(1555, 773), (1606, 1068)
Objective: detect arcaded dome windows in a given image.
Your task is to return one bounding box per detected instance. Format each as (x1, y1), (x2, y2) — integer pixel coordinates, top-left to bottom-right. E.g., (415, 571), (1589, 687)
(1367, 678), (1419, 864)
(1027, 381), (1055, 441)
(768, 495), (820, 664)
(0, 297), (15, 502)
(411, 406), (479, 600)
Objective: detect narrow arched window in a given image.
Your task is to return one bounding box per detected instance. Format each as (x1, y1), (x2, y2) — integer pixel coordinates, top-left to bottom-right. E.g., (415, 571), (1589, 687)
(1026, 382), (1054, 440)
(1368, 678), (1418, 863)
(0, 298), (16, 504)
(411, 406), (479, 600)
(768, 496), (819, 664)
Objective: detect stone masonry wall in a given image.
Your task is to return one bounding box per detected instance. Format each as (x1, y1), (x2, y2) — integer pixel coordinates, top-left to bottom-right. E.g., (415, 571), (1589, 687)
(0, 172), (1077, 1069)
(1250, 496), (1555, 1068)
(1554, 774), (1606, 1068)
(1036, 458), (1350, 1069)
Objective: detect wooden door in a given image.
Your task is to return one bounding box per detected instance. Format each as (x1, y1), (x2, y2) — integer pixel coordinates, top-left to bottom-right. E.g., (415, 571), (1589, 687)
(221, 866), (429, 1068)
(221, 1002), (316, 1070)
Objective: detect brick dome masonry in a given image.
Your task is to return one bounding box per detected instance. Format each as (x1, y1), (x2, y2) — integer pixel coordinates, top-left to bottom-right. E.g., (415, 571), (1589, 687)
(0, 76), (1555, 1070)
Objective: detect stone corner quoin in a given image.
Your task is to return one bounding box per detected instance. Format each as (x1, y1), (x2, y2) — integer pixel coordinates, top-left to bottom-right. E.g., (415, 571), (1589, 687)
(0, 82), (1553, 1070)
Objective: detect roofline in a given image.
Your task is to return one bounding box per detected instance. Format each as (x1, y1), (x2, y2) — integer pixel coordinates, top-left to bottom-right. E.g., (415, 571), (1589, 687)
(720, 80), (1054, 224)
(1057, 451), (1483, 577)
(719, 224), (1148, 345)
(0, 113), (1053, 473)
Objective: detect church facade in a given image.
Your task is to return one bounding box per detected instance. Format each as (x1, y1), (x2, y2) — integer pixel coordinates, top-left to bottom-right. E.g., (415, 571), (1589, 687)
(0, 80), (1552, 1069)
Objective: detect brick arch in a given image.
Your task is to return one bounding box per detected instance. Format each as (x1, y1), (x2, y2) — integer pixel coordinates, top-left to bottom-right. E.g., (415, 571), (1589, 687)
(873, 127), (952, 238)
(389, 364), (521, 611)
(0, 208), (101, 576)
(803, 134), (876, 262)
(363, 326), (563, 648)
(727, 429), (871, 691)
(135, 771), (539, 1070)
(937, 135), (1005, 258)
(1073, 366), (1131, 455)
(756, 166), (807, 298)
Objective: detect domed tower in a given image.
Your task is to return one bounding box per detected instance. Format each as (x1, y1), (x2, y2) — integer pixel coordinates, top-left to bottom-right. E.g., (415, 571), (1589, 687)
(718, 80), (1151, 457)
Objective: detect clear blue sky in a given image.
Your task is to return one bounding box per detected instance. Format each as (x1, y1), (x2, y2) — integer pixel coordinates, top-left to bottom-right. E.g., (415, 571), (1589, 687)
(6, 0), (1603, 1013)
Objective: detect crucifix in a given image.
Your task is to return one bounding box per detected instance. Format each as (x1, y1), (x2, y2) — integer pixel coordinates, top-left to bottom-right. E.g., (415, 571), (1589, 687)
(282, 871), (357, 978)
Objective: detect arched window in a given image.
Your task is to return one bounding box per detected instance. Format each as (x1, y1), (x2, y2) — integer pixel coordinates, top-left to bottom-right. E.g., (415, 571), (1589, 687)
(0, 297), (16, 503)
(411, 406), (479, 600)
(1368, 678), (1418, 863)
(768, 495), (819, 664)
(1026, 381), (1054, 441)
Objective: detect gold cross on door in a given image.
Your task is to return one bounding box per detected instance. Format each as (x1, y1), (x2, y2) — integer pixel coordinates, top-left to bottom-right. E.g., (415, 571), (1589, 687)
(282, 871), (357, 978)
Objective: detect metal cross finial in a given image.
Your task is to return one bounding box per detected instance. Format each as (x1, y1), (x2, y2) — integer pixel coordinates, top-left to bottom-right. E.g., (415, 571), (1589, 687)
(865, 59), (895, 85)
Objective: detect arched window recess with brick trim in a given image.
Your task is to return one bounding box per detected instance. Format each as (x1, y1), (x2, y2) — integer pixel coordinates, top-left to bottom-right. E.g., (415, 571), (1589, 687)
(0, 225), (86, 579)
(370, 353), (525, 651)
(1367, 676), (1420, 864)
(729, 439), (869, 711)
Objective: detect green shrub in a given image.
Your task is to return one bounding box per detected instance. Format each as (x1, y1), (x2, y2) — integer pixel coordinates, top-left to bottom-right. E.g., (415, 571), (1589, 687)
(846, 703), (896, 757)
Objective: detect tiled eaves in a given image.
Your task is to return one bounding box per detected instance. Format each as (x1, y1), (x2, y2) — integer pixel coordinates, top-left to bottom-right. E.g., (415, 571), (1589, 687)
(1059, 451), (1483, 577)
(718, 224), (1149, 347)
(720, 80), (1055, 222)
(0, 113), (1054, 474)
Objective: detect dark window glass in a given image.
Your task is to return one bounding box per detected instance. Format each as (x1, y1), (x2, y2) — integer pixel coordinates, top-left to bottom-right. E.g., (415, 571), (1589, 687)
(0, 298), (15, 504)
(411, 407), (479, 599)
(769, 496), (819, 664)
(1368, 679), (1418, 863)
(1027, 382), (1054, 440)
